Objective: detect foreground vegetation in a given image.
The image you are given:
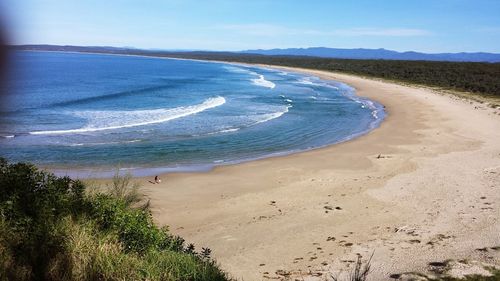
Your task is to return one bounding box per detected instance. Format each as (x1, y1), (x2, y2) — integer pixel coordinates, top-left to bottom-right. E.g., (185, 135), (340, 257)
(0, 158), (230, 281)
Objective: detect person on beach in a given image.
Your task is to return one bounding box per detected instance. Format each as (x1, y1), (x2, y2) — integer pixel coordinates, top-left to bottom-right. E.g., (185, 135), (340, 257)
(154, 175), (161, 184)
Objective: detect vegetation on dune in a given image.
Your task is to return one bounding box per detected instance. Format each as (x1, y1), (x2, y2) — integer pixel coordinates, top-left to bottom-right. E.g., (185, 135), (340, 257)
(0, 158), (230, 281)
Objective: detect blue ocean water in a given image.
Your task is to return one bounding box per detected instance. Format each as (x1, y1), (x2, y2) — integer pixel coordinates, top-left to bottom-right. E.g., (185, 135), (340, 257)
(0, 51), (385, 177)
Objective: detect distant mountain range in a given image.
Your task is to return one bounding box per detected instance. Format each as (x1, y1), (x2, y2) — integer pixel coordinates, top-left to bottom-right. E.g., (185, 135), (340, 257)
(11, 45), (500, 63)
(241, 47), (500, 62)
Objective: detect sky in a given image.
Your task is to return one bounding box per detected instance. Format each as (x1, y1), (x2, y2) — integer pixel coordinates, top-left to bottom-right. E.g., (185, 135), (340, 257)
(2, 0), (500, 53)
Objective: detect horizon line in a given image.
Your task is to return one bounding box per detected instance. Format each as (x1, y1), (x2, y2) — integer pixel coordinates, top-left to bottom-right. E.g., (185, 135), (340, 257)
(9, 43), (500, 55)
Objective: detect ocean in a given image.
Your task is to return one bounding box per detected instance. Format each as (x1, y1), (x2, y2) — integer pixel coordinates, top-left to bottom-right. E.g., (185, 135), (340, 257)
(0, 51), (385, 177)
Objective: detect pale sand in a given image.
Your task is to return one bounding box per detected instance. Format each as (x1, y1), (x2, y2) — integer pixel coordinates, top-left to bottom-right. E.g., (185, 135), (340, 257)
(135, 67), (500, 280)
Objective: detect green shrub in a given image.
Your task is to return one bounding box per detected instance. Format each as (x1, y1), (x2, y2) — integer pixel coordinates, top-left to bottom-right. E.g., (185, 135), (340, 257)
(0, 158), (230, 281)
(88, 194), (170, 253)
(0, 160), (85, 280)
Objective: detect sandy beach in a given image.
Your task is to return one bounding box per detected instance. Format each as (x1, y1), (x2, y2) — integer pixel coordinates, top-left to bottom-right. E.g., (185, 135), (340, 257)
(131, 67), (500, 280)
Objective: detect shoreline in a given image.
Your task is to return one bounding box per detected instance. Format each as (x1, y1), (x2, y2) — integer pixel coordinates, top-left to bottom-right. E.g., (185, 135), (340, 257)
(19, 50), (386, 179)
(131, 67), (499, 280)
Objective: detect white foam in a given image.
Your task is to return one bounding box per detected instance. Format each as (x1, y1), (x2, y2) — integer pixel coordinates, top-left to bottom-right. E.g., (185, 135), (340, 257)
(364, 100), (380, 119)
(30, 97), (226, 135)
(1, 135), (15, 139)
(222, 65), (253, 74)
(285, 99), (293, 103)
(251, 74), (276, 89)
(203, 127), (240, 136)
(296, 77), (340, 90)
(254, 66), (288, 76)
(219, 128), (239, 133)
(204, 105), (291, 137)
(351, 97), (380, 120)
(250, 105), (291, 125)
(69, 139), (142, 147)
(296, 77), (317, 86)
(223, 65), (276, 89)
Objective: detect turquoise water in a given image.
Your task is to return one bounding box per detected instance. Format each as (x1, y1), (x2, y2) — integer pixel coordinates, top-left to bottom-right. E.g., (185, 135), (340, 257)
(0, 51), (385, 177)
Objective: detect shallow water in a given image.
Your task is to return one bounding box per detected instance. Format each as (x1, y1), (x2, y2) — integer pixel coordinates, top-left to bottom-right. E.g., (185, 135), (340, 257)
(0, 51), (385, 177)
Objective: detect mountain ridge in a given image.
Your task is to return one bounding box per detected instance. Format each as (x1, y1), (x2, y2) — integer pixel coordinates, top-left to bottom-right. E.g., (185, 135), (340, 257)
(240, 47), (500, 62)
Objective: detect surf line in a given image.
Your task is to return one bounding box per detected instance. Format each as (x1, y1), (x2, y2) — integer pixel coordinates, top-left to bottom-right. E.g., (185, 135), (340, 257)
(30, 96), (226, 135)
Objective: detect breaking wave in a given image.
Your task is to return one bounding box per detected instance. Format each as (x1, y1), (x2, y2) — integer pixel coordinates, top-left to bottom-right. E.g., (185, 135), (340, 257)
(30, 97), (226, 135)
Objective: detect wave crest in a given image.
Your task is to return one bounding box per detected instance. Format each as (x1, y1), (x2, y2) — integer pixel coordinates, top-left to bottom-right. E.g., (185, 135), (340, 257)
(30, 97), (226, 135)
(200, 104), (291, 137)
(223, 65), (276, 89)
(251, 74), (276, 89)
(250, 105), (291, 125)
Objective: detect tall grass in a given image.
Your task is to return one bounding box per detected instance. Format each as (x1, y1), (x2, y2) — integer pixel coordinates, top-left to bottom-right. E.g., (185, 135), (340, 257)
(331, 253), (373, 281)
(108, 171), (143, 207)
(348, 253), (373, 281)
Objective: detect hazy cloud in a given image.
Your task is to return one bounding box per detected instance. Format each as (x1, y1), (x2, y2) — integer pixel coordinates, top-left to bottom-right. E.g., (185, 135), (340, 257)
(333, 28), (431, 36)
(215, 24), (431, 37)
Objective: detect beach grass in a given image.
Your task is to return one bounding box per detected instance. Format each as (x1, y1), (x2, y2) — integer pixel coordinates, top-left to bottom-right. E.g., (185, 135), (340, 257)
(0, 158), (231, 281)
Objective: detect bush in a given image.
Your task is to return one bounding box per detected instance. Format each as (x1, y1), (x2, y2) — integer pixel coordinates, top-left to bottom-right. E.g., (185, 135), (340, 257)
(88, 194), (170, 253)
(0, 158), (230, 281)
(0, 160), (85, 280)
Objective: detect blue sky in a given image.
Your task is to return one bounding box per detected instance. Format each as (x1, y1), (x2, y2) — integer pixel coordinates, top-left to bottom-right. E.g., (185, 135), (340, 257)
(3, 0), (500, 53)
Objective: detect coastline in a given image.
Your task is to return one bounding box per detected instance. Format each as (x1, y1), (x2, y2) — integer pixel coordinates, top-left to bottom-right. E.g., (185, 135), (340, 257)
(22, 50), (386, 178)
(130, 66), (500, 279)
